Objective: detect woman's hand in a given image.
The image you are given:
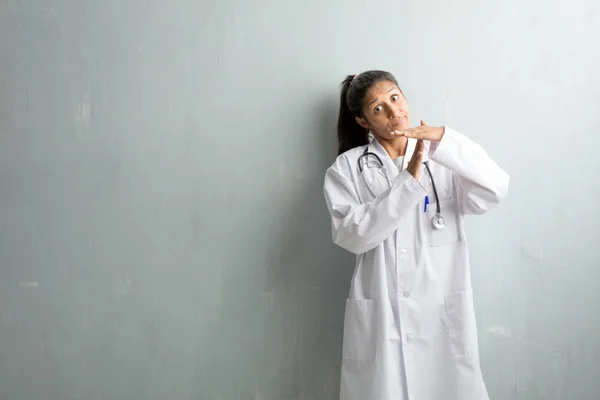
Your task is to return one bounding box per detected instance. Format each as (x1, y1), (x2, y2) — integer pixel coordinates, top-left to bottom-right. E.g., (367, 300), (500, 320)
(393, 120), (445, 142)
(406, 139), (424, 181)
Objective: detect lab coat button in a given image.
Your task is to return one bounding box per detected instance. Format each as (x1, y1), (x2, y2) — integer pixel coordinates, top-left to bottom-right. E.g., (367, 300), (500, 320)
(400, 248), (408, 255)
(406, 333), (413, 342)
(403, 291), (411, 298)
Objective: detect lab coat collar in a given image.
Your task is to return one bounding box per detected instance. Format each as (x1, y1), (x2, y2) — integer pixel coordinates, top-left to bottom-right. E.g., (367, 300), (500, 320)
(358, 138), (395, 198)
(368, 138), (399, 180)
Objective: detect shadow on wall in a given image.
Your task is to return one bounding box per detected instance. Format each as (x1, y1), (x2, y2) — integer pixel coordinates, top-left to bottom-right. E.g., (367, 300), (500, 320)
(261, 95), (355, 400)
(198, 93), (355, 400)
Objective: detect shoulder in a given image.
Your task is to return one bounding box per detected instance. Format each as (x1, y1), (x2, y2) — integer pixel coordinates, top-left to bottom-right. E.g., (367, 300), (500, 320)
(325, 145), (368, 177)
(323, 145), (368, 193)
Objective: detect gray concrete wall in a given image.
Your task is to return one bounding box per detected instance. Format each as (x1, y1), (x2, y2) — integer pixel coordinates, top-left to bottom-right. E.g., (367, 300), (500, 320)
(1, 0), (599, 398)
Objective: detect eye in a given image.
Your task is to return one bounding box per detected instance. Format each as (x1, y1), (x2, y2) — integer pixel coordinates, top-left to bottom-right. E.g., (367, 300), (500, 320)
(391, 94), (399, 101)
(374, 105), (383, 113)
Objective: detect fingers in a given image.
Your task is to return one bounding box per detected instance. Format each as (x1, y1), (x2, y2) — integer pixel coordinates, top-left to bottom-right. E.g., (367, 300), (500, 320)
(413, 139), (424, 162)
(391, 129), (418, 138)
(393, 122), (435, 140)
(401, 126), (434, 140)
(407, 139), (424, 166)
(391, 120), (429, 136)
(407, 139), (423, 180)
(400, 127), (421, 139)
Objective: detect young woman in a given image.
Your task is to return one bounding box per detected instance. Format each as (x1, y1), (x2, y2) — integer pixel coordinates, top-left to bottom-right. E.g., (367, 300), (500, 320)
(323, 70), (509, 400)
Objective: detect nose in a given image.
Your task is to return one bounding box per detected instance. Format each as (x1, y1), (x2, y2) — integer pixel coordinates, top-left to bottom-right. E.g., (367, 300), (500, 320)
(385, 104), (402, 120)
(389, 111), (401, 120)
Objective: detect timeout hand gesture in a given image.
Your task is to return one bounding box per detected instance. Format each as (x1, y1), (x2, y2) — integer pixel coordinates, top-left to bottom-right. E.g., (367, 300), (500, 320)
(392, 120), (445, 142)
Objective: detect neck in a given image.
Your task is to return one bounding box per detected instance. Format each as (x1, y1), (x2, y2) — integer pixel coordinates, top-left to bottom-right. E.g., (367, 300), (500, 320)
(378, 136), (408, 159)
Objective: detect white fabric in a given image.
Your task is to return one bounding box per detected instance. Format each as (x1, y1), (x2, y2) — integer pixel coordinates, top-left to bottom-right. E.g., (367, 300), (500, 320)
(393, 155), (405, 172)
(323, 127), (510, 400)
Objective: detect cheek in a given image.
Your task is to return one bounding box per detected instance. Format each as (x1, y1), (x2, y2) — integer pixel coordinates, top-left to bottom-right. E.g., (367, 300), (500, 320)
(366, 114), (393, 136)
(371, 121), (395, 138)
(370, 118), (388, 132)
(372, 114), (388, 126)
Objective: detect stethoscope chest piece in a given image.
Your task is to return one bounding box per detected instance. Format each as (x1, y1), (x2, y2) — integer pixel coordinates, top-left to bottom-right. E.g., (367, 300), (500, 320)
(431, 213), (445, 230)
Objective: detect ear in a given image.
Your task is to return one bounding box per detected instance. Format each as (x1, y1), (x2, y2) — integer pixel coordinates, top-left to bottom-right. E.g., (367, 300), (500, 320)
(355, 116), (369, 130)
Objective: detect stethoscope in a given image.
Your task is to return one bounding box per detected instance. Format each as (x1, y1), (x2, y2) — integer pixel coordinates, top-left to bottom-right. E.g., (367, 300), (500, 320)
(358, 148), (445, 230)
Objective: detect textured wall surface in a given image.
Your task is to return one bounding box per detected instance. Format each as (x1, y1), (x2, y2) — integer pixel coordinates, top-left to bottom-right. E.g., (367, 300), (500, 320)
(1, 0), (599, 398)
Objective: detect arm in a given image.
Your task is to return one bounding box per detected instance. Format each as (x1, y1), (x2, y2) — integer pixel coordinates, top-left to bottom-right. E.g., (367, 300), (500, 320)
(323, 167), (426, 255)
(429, 127), (510, 215)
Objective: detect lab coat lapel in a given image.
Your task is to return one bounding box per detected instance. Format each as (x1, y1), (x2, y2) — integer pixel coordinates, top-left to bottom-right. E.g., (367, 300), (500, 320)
(361, 139), (398, 198)
(371, 139), (399, 180)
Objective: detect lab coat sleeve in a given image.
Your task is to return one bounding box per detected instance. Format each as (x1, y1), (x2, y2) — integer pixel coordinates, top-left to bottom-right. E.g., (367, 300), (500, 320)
(429, 127), (510, 215)
(323, 166), (427, 255)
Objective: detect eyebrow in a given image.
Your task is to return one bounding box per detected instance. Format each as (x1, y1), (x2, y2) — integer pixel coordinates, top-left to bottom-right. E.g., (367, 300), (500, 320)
(367, 87), (399, 107)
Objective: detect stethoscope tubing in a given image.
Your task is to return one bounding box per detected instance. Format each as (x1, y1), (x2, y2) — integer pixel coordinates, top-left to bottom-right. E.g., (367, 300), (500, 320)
(357, 149), (445, 230)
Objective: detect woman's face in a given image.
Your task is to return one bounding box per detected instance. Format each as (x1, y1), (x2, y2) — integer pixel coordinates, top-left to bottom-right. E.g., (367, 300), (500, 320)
(356, 80), (410, 141)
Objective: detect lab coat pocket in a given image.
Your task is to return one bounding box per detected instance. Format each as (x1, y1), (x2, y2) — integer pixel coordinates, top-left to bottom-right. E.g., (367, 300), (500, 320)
(342, 299), (378, 362)
(426, 199), (461, 247)
(444, 289), (479, 356)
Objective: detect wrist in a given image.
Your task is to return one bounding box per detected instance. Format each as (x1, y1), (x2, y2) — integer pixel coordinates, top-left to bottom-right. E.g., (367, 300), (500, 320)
(436, 126), (445, 141)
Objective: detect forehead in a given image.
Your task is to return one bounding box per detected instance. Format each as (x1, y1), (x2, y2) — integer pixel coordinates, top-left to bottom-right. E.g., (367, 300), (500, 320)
(365, 80), (402, 105)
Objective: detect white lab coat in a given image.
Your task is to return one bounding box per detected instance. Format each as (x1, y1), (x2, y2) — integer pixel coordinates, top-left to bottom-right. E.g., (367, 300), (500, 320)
(323, 127), (509, 400)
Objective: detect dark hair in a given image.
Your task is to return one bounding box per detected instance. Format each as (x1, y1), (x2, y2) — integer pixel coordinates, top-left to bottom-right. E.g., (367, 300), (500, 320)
(336, 70), (400, 155)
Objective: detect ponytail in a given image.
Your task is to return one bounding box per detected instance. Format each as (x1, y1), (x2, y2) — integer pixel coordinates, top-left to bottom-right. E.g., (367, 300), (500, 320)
(335, 70), (400, 156)
(337, 75), (369, 155)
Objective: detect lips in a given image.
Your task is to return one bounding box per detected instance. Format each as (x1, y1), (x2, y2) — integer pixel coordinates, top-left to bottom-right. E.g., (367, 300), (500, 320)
(391, 119), (405, 128)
